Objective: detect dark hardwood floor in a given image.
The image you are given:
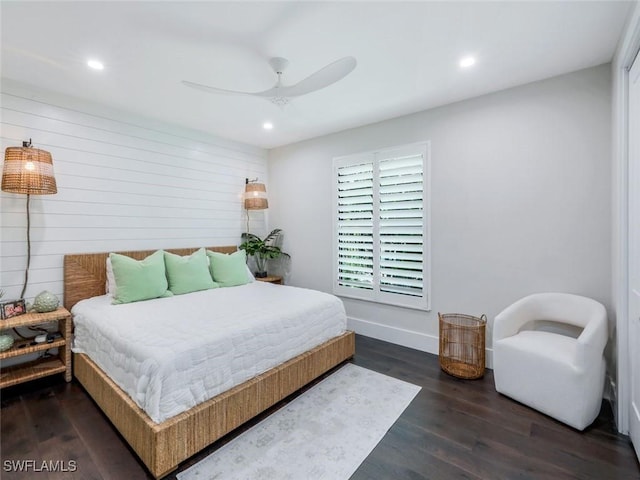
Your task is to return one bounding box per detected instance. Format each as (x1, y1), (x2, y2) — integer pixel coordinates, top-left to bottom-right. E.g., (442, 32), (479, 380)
(1, 334), (638, 479)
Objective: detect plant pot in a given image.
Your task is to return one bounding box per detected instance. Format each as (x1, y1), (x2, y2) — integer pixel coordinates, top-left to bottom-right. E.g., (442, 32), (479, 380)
(255, 271), (268, 278)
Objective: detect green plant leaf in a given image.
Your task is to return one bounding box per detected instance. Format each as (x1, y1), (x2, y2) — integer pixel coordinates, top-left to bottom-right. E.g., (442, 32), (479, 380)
(263, 229), (283, 246)
(239, 229), (289, 264)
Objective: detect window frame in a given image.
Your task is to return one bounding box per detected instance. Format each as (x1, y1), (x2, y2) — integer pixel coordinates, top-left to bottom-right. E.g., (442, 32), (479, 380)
(332, 141), (431, 311)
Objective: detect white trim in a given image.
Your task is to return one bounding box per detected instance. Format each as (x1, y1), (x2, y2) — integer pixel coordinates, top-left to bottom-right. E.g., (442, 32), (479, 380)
(627, 46), (640, 460)
(333, 140), (432, 163)
(613, 1), (640, 435)
(425, 141), (432, 313)
(348, 315), (494, 369)
(337, 292), (430, 312)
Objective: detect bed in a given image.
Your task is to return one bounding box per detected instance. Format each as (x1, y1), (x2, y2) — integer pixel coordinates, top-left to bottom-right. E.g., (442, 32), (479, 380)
(64, 246), (355, 478)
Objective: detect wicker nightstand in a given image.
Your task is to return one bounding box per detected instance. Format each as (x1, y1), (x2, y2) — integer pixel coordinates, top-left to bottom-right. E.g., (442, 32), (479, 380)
(0, 307), (72, 388)
(256, 275), (283, 285)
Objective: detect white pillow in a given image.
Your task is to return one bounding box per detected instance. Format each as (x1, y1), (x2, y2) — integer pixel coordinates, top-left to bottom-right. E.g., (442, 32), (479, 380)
(245, 264), (255, 282)
(106, 257), (117, 297)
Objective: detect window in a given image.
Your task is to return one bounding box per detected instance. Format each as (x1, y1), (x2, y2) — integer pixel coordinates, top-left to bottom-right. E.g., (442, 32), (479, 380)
(333, 142), (430, 310)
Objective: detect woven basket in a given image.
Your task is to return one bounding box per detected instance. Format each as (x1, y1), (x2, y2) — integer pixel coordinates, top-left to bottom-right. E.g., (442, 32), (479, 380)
(438, 312), (487, 379)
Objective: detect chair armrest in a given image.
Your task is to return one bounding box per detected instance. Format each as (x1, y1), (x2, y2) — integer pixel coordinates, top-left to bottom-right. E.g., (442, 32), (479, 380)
(576, 305), (607, 366)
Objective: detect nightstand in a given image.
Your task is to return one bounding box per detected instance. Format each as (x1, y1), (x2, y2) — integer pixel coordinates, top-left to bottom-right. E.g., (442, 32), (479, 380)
(256, 275), (283, 285)
(0, 307), (72, 388)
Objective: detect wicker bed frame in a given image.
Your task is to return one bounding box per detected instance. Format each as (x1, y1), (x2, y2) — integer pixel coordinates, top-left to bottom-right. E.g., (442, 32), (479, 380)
(63, 246), (355, 479)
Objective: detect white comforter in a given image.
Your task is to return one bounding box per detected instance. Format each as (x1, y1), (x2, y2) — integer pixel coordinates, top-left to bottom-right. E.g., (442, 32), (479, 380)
(71, 282), (347, 423)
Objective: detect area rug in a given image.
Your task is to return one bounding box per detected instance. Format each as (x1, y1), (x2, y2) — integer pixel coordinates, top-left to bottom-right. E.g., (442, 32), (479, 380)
(177, 363), (421, 480)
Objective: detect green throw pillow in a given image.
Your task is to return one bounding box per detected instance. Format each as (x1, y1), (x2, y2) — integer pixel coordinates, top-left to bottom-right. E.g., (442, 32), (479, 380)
(164, 248), (217, 295)
(110, 250), (173, 304)
(207, 249), (250, 287)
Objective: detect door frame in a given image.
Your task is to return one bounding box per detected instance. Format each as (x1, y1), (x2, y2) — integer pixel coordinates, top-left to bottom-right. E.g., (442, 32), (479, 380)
(613, 3), (640, 435)
(627, 48), (640, 459)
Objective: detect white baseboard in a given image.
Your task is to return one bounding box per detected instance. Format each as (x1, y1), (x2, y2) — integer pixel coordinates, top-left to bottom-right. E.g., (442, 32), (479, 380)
(347, 316), (493, 369)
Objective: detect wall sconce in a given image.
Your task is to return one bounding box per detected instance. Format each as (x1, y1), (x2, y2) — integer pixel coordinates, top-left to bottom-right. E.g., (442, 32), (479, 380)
(243, 178), (268, 236)
(2, 139), (57, 299)
(244, 178), (268, 210)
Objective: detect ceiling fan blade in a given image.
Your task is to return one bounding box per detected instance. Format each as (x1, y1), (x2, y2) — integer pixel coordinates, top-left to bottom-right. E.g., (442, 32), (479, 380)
(255, 56), (357, 98)
(182, 80), (271, 97)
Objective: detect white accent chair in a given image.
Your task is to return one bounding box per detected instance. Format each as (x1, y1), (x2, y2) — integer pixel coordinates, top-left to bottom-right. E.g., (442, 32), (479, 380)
(492, 293), (607, 430)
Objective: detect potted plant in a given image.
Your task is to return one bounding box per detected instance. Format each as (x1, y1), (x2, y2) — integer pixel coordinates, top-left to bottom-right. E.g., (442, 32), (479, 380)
(240, 229), (290, 278)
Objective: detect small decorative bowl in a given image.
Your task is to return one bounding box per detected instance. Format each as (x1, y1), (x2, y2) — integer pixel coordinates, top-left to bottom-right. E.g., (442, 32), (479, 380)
(0, 334), (14, 352)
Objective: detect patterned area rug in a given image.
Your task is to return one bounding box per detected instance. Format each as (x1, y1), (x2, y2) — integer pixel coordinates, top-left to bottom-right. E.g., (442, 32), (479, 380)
(177, 363), (421, 480)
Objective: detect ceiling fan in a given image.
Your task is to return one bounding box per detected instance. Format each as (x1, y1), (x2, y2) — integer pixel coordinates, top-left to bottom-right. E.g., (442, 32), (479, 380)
(182, 56), (357, 106)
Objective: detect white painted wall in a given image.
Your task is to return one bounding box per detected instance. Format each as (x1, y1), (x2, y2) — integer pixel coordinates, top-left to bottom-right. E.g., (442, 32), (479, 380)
(0, 79), (268, 304)
(269, 65), (612, 360)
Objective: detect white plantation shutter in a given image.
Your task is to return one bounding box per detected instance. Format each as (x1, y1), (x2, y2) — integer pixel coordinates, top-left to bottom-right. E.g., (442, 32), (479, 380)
(333, 142), (430, 310)
(336, 160), (374, 290)
(379, 153), (424, 297)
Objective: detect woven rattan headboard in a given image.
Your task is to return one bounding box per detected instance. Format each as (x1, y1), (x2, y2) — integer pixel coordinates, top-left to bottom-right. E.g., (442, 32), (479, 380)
(63, 246), (237, 311)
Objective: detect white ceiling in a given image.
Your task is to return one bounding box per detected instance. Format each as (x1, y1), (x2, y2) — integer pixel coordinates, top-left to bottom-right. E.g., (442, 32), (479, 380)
(0, 1), (633, 149)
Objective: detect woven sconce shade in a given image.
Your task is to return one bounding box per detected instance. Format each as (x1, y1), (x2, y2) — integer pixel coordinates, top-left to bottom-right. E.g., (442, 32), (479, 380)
(2, 145), (57, 195)
(244, 182), (268, 210)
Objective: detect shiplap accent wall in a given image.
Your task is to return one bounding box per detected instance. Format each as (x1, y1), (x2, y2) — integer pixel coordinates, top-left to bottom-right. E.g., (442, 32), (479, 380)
(0, 80), (268, 303)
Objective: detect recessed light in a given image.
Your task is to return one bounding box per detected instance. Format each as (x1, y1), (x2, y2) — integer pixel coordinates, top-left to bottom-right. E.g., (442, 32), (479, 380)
(263, 122), (273, 130)
(459, 56), (476, 68)
(87, 59), (104, 71)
